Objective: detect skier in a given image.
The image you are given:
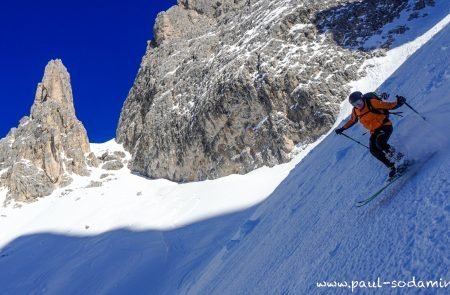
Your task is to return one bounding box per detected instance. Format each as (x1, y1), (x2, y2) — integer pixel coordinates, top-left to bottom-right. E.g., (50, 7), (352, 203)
(335, 91), (406, 178)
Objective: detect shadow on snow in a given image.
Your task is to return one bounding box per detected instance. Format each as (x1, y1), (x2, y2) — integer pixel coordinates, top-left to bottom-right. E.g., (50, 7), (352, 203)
(0, 206), (256, 295)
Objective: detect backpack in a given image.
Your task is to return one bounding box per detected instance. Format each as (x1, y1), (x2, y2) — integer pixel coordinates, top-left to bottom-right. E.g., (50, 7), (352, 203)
(363, 92), (403, 117)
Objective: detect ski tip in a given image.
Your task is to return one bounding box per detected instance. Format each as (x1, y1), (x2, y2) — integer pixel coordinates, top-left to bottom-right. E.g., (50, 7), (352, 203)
(356, 201), (370, 207)
(356, 199), (371, 207)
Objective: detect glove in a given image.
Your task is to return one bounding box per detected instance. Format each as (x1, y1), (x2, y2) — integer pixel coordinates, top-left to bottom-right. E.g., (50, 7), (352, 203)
(335, 128), (345, 135)
(380, 92), (390, 100)
(396, 95), (406, 106)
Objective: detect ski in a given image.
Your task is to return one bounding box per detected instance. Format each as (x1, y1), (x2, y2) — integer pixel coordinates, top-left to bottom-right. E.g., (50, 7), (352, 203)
(356, 152), (437, 207)
(356, 169), (407, 207)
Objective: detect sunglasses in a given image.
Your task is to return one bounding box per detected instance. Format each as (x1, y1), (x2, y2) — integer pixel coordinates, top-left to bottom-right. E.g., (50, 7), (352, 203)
(351, 99), (364, 108)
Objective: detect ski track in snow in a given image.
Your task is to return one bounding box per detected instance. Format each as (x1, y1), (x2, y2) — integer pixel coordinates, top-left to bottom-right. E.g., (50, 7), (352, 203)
(0, 4), (449, 295)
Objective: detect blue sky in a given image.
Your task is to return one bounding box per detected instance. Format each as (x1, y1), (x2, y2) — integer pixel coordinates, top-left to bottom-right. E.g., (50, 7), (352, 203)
(0, 0), (177, 142)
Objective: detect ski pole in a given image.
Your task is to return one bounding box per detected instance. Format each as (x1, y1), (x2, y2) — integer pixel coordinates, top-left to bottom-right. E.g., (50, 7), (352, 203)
(404, 102), (427, 121)
(396, 95), (427, 121)
(339, 132), (369, 149)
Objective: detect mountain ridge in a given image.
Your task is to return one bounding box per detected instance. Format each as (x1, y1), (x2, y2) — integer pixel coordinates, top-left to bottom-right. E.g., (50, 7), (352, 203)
(117, 0), (437, 182)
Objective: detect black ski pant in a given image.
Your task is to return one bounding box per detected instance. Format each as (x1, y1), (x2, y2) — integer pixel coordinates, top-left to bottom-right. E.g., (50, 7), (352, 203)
(369, 125), (394, 168)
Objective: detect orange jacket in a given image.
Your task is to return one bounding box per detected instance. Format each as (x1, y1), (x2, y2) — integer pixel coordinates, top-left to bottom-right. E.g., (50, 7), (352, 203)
(342, 99), (399, 133)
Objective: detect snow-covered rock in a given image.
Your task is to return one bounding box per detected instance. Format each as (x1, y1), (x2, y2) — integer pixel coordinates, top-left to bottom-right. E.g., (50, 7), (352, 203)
(117, 0), (436, 182)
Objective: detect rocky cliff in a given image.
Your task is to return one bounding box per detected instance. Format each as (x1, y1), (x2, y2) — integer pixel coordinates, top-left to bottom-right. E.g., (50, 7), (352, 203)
(0, 60), (93, 202)
(117, 0), (434, 182)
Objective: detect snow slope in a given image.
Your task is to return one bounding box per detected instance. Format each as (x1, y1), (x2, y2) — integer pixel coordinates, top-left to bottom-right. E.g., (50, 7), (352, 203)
(0, 5), (449, 295)
(187, 22), (450, 295)
(0, 139), (315, 294)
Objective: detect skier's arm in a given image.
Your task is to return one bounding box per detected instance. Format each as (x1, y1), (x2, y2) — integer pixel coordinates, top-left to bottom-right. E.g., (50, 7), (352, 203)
(335, 109), (357, 134)
(341, 109), (358, 130)
(370, 99), (399, 110)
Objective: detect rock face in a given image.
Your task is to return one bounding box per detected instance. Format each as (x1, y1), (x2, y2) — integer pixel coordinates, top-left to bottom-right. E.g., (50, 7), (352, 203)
(0, 59), (92, 202)
(117, 0), (434, 182)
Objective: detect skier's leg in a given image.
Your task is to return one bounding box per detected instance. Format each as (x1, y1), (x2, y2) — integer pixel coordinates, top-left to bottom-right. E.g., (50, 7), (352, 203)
(375, 125), (393, 154)
(370, 127), (394, 168)
(376, 125), (404, 163)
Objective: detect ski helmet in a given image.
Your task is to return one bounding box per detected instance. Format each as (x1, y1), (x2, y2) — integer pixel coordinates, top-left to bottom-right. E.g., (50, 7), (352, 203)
(349, 91), (363, 104)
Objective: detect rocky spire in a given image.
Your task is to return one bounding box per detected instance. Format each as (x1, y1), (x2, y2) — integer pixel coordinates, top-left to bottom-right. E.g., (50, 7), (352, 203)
(0, 59), (93, 202)
(32, 59), (76, 116)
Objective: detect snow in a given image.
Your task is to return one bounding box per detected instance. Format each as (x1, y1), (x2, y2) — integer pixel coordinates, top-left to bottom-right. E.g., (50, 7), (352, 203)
(19, 120), (30, 127)
(90, 139), (127, 155)
(0, 137), (314, 294)
(364, 1), (450, 50)
(163, 66), (180, 78)
(289, 23), (310, 34)
(1, 6), (449, 295)
(352, 12), (450, 94)
(253, 116), (268, 130)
